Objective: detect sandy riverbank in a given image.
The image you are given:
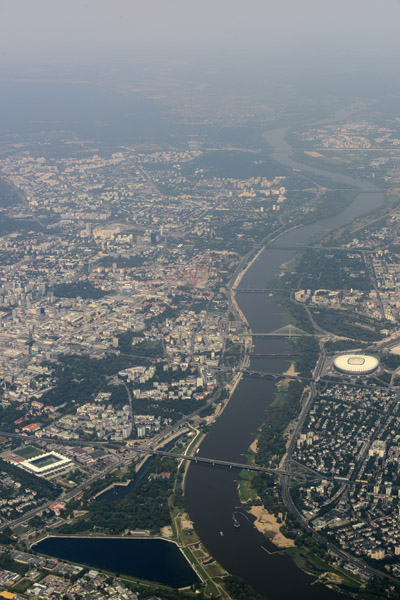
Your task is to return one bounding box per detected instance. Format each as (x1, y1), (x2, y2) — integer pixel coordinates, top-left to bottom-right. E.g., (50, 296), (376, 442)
(249, 439), (258, 453)
(249, 506), (294, 549)
(282, 362), (300, 377)
(230, 246), (265, 328)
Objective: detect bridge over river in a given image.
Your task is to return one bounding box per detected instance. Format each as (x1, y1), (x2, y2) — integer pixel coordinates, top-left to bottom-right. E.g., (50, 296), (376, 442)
(236, 324), (317, 338)
(136, 448), (392, 491)
(241, 369), (311, 382)
(233, 288), (288, 293)
(135, 447), (291, 476)
(226, 352), (301, 358)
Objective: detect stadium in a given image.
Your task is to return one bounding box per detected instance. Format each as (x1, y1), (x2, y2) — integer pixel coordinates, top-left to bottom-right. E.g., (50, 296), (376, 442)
(22, 451), (72, 477)
(333, 354), (379, 376)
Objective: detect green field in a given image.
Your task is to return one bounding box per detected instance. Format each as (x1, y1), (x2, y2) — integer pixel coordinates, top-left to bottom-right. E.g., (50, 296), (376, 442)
(14, 446), (45, 460)
(29, 454), (62, 468)
(238, 471), (258, 503)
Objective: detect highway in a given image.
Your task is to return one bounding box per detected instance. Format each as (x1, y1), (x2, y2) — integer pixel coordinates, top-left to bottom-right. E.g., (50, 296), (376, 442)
(0, 449), (131, 532)
(0, 431), (122, 448)
(0, 426), (189, 533)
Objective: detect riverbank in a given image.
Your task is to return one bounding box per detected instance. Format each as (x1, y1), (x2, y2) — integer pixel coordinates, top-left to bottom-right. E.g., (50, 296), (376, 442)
(171, 428), (232, 598)
(229, 247), (262, 359)
(282, 362), (300, 378)
(181, 429), (206, 490)
(231, 245), (265, 307)
(248, 506), (294, 549)
(185, 118), (386, 600)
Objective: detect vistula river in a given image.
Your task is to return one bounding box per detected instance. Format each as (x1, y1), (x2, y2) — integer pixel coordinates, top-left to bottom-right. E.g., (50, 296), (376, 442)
(185, 118), (385, 600)
(31, 110), (385, 595)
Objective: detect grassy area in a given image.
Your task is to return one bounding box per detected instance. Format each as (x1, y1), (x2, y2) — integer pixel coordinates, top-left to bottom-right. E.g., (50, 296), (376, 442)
(279, 307), (295, 327)
(13, 524), (30, 536)
(12, 578), (33, 593)
(286, 545), (327, 573)
(305, 231), (326, 245)
(184, 429), (204, 457)
(29, 454), (62, 468)
(285, 546), (361, 591)
(282, 253), (302, 276)
(174, 512), (199, 544)
(14, 446), (45, 459)
(238, 470), (258, 503)
(181, 546), (221, 598)
(237, 441), (259, 504)
(271, 382), (290, 409)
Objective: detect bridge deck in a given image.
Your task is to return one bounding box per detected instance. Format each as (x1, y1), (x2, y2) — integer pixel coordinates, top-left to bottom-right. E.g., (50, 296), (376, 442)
(135, 448), (290, 476)
(136, 448), (400, 491)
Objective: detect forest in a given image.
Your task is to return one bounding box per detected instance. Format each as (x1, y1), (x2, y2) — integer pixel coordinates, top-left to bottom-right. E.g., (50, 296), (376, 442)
(0, 458), (60, 500)
(52, 281), (109, 299)
(255, 380), (305, 469)
(57, 455), (176, 535)
(301, 190), (358, 226)
(283, 247), (371, 291)
(223, 575), (265, 600)
(310, 307), (382, 341)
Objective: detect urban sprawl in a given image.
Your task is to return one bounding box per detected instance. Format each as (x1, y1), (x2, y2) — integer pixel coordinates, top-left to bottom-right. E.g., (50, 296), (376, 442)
(0, 104), (400, 599)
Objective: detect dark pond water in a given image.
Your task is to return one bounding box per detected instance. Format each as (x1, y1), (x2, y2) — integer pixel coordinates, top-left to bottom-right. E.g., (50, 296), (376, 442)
(33, 537), (198, 588)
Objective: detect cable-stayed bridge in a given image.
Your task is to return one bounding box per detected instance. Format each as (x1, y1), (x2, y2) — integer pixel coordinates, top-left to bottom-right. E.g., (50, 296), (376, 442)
(237, 324), (316, 338)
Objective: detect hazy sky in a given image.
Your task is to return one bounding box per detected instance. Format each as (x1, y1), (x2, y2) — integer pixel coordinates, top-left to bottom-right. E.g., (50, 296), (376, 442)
(1, 0), (400, 65)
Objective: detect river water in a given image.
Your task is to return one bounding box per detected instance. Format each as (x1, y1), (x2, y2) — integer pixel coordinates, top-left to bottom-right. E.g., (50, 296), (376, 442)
(185, 123), (385, 600)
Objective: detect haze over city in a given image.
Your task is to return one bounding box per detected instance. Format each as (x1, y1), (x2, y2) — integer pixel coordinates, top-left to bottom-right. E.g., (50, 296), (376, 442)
(1, 0), (400, 61)
(0, 2), (400, 600)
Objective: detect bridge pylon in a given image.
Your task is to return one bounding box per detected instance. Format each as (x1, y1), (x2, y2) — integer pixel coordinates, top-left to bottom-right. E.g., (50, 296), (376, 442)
(268, 324), (310, 337)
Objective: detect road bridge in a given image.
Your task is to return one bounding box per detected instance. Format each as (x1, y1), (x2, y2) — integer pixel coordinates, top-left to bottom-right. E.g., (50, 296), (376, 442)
(243, 352), (300, 358)
(237, 332), (314, 338)
(233, 288), (287, 293)
(135, 447), (291, 476)
(135, 448), (386, 489)
(139, 448), (400, 498)
(252, 333), (312, 338)
(267, 242), (385, 252)
(241, 369), (305, 381)
(237, 324), (315, 338)
(268, 244), (309, 250)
